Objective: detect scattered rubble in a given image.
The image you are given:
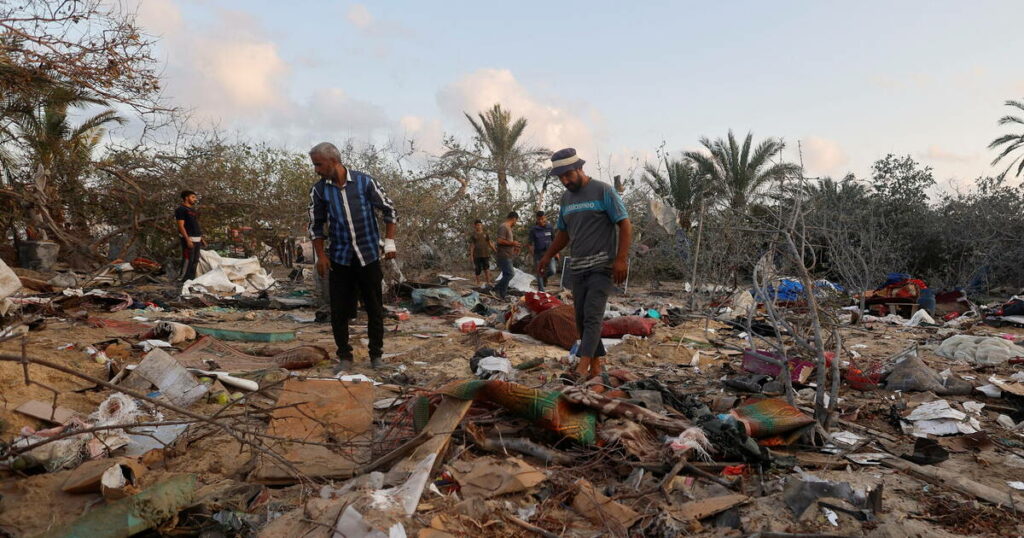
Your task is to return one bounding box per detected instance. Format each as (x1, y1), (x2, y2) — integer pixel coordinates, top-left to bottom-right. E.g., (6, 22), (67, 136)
(2, 262), (1024, 537)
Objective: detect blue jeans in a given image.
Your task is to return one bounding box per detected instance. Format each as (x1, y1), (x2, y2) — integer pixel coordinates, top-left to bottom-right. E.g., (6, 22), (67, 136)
(495, 257), (514, 298)
(534, 254), (557, 289)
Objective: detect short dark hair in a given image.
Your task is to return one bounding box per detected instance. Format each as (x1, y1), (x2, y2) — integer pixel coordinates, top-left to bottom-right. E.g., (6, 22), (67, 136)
(535, 210), (545, 218)
(473, 219), (482, 224)
(507, 211), (519, 219)
(181, 190), (196, 200)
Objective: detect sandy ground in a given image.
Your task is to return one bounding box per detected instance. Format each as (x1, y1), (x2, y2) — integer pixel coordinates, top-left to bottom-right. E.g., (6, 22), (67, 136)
(1, 266), (1024, 537)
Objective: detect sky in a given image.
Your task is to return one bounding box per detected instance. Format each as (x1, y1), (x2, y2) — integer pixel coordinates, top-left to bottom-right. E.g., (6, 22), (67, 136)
(131, 0), (1024, 191)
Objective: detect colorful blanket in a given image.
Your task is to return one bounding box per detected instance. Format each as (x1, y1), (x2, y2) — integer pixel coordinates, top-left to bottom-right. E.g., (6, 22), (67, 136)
(729, 398), (814, 438)
(439, 380), (597, 444)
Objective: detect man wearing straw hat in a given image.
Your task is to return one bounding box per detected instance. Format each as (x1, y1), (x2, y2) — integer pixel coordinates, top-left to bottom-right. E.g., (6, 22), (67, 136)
(537, 148), (632, 382)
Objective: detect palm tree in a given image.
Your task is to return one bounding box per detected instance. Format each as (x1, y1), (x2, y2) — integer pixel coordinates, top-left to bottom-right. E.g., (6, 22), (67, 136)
(684, 130), (801, 211)
(12, 85), (123, 236)
(643, 157), (714, 230)
(464, 104), (543, 208)
(989, 99), (1024, 179)
(800, 174), (868, 207)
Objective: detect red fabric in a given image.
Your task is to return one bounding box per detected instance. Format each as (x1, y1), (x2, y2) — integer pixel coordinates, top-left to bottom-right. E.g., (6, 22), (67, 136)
(601, 316), (657, 338)
(523, 304), (578, 349)
(721, 465), (746, 476)
(524, 292), (562, 314)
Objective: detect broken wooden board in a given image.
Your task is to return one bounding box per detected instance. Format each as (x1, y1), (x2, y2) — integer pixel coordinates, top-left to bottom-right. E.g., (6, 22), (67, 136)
(669, 494), (750, 521)
(193, 325), (295, 343)
(15, 400), (79, 424)
(391, 397), (472, 475)
(251, 379), (374, 484)
(881, 457), (1019, 508)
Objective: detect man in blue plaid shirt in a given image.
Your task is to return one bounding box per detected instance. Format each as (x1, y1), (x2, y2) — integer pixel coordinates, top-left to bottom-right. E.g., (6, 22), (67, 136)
(308, 142), (397, 371)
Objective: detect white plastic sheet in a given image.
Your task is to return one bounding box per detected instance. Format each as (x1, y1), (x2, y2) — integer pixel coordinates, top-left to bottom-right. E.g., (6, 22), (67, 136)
(182, 250), (276, 296)
(0, 258), (20, 316)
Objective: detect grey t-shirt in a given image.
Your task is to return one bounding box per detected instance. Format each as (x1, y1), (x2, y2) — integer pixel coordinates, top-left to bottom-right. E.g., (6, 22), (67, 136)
(495, 221), (515, 260)
(556, 179), (629, 272)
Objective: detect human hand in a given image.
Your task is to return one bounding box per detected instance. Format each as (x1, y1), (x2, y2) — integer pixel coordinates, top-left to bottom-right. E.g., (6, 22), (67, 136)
(612, 257), (628, 285)
(384, 251), (397, 260)
(185, 238), (194, 249)
(537, 256), (552, 276)
(316, 257), (330, 278)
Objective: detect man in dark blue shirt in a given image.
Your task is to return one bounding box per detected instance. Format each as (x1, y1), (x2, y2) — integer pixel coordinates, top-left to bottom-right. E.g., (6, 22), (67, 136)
(308, 142), (397, 371)
(527, 210), (557, 289)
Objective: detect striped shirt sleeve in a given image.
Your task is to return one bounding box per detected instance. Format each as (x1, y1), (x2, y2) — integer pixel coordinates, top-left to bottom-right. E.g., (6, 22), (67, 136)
(308, 182), (328, 240)
(367, 177), (397, 224)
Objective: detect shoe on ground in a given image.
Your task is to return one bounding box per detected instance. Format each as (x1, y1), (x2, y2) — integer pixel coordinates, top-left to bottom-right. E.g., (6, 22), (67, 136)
(370, 356), (383, 370)
(333, 357), (354, 374)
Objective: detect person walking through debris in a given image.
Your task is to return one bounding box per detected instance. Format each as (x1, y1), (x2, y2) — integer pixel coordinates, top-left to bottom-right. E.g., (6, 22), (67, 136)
(528, 210), (557, 289)
(175, 190), (204, 282)
(468, 219), (496, 287)
(307, 142), (398, 372)
(537, 148), (632, 381)
(494, 211), (522, 299)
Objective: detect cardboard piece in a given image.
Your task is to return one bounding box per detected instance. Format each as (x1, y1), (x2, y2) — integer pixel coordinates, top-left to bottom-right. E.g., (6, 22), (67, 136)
(15, 400), (79, 424)
(61, 457), (143, 494)
(572, 478), (640, 536)
(122, 349), (209, 407)
(669, 494), (750, 521)
(251, 379), (374, 484)
(450, 456), (546, 499)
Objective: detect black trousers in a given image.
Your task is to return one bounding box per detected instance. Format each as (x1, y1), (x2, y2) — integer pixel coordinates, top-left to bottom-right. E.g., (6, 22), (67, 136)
(329, 260), (384, 360)
(181, 242), (201, 281)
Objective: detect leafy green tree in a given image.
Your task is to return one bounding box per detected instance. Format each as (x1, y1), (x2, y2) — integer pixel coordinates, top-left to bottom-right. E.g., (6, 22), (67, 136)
(988, 99), (1024, 179)
(869, 154), (934, 206)
(684, 130), (801, 211)
(464, 104), (544, 208)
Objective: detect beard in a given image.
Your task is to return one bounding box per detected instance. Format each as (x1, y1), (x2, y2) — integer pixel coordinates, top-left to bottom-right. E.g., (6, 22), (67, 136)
(565, 182), (581, 193)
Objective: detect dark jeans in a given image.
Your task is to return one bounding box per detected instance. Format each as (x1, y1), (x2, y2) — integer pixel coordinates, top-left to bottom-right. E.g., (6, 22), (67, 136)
(180, 242), (201, 281)
(572, 269), (611, 358)
(329, 260), (384, 360)
(494, 257), (515, 298)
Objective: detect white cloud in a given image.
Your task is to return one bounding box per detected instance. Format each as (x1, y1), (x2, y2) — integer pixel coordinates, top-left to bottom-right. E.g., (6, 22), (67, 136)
(135, 0), (182, 37)
(437, 68), (598, 158)
(303, 88), (390, 133)
(137, 3), (290, 122)
(919, 145), (977, 163)
(346, 4), (373, 29)
(197, 41), (288, 110)
(802, 136), (848, 176)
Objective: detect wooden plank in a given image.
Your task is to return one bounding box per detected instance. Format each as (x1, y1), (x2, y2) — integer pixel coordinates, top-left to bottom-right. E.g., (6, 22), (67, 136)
(881, 458), (1018, 508)
(251, 379), (374, 484)
(392, 397), (472, 475)
(193, 325), (295, 343)
(670, 494), (750, 521)
(15, 400), (79, 424)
